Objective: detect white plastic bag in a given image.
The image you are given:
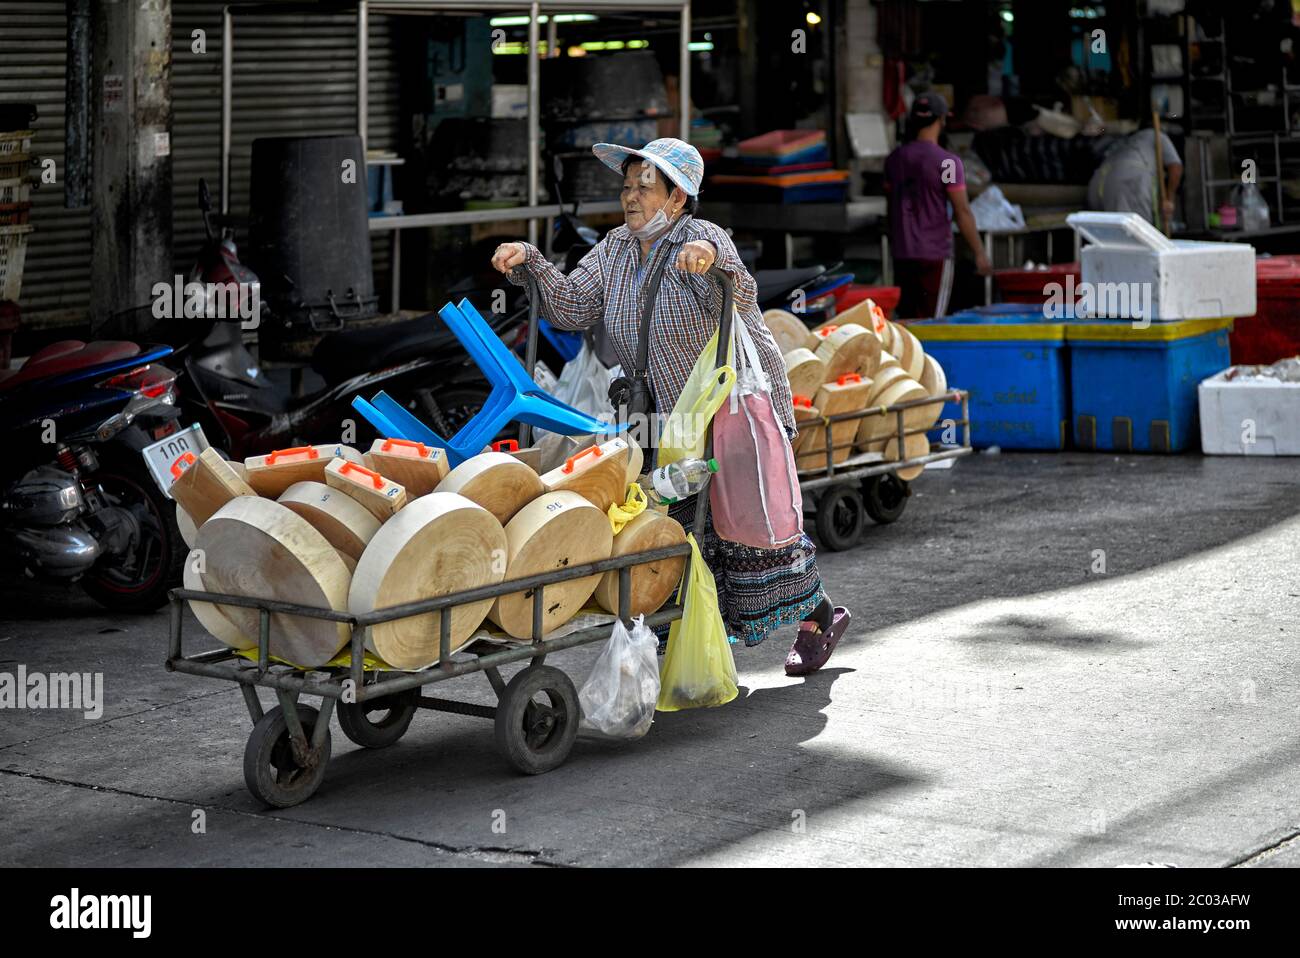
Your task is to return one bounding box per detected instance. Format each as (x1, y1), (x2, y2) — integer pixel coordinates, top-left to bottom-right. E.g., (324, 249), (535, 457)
(578, 615), (660, 739)
(534, 342), (617, 472)
(970, 184), (1025, 231)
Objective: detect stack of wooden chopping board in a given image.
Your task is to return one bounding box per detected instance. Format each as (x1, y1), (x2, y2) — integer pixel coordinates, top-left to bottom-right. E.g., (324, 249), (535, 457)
(762, 298), (949, 479)
(172, 433), (684, 671)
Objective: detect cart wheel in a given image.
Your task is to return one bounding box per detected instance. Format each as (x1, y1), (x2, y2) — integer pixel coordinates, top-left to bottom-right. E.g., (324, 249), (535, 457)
(862, 474), (910, 525)
(337, 689), (418, 750)
(494, 665), (580, 775)
(243, 705), (331, 808)
(815, 486), (865, 551)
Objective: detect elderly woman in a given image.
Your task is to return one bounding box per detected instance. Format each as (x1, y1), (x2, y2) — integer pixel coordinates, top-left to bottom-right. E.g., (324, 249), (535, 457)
(491, 138), (850, 676)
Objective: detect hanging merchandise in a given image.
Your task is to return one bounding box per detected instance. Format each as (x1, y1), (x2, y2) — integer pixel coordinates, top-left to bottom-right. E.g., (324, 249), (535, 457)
(709, 313), (805, 550)
(657, 534), (739, 711)
(579, 615), (661, 739)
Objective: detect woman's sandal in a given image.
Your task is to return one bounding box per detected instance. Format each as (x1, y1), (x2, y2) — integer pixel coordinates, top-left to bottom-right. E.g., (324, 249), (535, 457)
(784, 607), (851, 677)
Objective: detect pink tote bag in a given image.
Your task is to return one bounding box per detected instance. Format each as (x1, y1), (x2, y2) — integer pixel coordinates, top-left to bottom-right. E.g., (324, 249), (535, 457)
(708, 312), (805, 550)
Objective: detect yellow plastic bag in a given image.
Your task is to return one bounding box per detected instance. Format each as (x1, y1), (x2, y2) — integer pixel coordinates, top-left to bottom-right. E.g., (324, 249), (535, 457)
(607, 481), (648, 535)
(657, 328), (736, 469)
(656, 533), (739, 711)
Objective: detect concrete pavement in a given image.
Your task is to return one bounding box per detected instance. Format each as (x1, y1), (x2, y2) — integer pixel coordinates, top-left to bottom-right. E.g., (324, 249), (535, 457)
(2, 452), (1299, 867)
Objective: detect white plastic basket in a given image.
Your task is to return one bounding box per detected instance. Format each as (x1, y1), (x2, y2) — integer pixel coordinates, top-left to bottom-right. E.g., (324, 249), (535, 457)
(0, 224), (35, 301)
(0, 131), (34, 158)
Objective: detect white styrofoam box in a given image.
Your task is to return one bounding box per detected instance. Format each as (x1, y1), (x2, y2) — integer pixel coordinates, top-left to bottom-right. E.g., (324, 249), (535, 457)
(1198, 368), (1300, 455)
(1067, 212), (1256, 321)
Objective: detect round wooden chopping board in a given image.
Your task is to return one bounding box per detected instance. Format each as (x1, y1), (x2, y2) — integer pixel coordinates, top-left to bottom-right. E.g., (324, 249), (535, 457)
(349, 492), (508, 670)
(277, 481), (381, 562)
(914, 354), (949, 431)
(490, 490), (614, 639)
(183, 551), (253, 649)
(892, 323), (926, 381)
(437, 451), (544, 525)
(593, 510), (687, 616)
(814, 323), (879, 382)
(762, 309), (812, 355)
(196, 497), (352, 667)
(783, 347), (827, 402)
(176, 503), (198, 549)
(884, 433), (930, 480)
(856, 370), (928, 447)
(920, 352), (948, 396)
(625, 439), (644, 484)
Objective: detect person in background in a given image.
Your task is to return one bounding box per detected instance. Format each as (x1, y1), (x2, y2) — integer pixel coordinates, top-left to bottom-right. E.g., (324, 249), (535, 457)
(884, 93), (992, 320)
(1087, 125), (1183, 231)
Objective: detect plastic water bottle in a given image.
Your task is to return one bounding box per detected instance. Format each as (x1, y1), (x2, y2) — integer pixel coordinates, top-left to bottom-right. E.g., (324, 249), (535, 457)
(644, 457), (718, 506)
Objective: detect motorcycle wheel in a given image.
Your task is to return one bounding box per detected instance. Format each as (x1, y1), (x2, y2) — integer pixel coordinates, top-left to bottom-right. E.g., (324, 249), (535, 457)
(403, 384), (493, 441)
(80, 450), (186, 612)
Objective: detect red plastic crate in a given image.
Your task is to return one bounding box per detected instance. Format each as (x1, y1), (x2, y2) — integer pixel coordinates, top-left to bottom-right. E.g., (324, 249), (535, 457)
(1231, 255), (1300, 364)
(994, 262), (1081, 305)
(834, 283), (900, 319)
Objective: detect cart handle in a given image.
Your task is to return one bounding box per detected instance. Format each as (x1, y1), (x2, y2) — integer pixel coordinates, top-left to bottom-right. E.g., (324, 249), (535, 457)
(836, 373), (863, 385)
(337, 461), (385, 488)
(267, 445), (318, 465)
(381, 437), (429, 457)
(170, 451), (197, 479)
(492, 439), (520, 453)
(562, 445), (603, 473)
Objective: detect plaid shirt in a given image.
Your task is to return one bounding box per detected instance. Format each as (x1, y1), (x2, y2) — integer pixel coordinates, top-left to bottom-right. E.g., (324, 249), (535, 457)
(510, 215), (796, 435)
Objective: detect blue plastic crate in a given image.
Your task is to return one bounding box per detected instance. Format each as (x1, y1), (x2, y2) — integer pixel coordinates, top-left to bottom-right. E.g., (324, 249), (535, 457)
(910, 314), (1069, 450)
(1065, 317), (1232, 452)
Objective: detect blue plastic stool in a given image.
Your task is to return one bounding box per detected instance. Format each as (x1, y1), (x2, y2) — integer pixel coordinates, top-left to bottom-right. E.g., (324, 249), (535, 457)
(352, 300), (618, 467)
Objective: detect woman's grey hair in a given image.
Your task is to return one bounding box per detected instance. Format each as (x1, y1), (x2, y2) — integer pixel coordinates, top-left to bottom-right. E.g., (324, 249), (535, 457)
(622, 156), (699, 215)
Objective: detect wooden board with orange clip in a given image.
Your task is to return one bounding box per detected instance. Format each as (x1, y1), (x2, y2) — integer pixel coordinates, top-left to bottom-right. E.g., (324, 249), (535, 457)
(798, 372), (874, 469)
(243, 444), (364, 498)
(539, 437), (631, 514)
(168, 448), (257, 527)
(487, 438), (543, 473)
(365, 438), (449, 497)
(324, 458), (407, 521)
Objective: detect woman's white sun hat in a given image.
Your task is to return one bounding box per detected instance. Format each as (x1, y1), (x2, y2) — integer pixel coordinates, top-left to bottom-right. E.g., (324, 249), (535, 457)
(592, 137), (705, 197)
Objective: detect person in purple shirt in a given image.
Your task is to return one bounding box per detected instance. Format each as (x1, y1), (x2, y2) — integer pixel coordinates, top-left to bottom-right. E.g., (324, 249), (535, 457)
(884, 93), (990, 318)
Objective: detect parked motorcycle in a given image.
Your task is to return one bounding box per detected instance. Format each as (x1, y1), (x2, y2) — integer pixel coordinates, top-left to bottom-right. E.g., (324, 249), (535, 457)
(167, 179), (527, 459)
(0, 339), (188, 611)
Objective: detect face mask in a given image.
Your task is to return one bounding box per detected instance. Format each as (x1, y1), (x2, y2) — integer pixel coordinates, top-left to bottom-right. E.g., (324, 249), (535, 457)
(627, 206), (675, 240)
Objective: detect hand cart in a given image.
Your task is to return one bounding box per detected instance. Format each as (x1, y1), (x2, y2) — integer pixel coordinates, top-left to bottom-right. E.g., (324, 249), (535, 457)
(796, 389), (973, 551)
(165, 269), (737, 809)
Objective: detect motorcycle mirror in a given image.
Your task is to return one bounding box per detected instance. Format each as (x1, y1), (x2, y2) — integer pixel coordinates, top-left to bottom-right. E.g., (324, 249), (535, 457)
(551, 155), (565, 183)
(198, 178), (212, 213)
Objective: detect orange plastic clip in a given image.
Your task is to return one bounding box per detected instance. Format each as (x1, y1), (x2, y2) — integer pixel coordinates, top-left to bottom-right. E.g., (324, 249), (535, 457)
(266, 445), (318, 465)
(562, 445), (603, 474)
(816, 325), (840, 337)
(381, 438), (429, 458)
(837, 373), (862, 385)
(338, 461), (385, 489)
(169, 451), (196, 479)
(492, 439), (520, 453)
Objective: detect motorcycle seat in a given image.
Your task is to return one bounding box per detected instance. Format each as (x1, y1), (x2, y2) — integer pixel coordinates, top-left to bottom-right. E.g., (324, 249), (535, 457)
(754, 265), (828, 306)
(311, 315), (460, 383)
(0, 340), (141, 392)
